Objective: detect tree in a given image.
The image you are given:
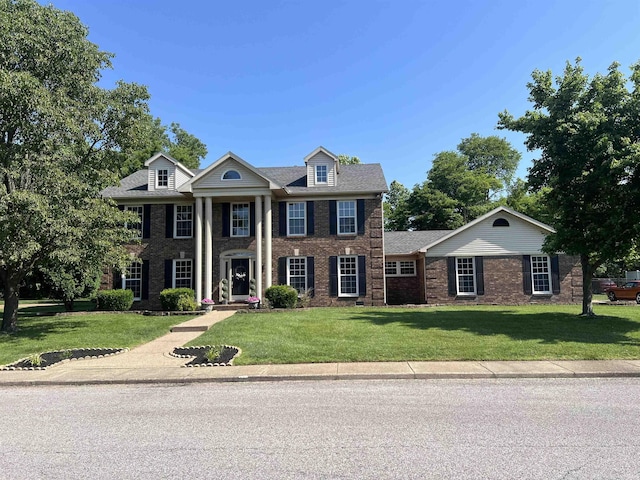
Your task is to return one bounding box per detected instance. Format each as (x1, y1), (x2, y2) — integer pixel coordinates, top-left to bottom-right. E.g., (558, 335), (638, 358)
(383, 180), (411, 231)
(0, 0), (149, 331)
(498, 58), (640, 315)
(338, 154), (361, 165)
(118, 117), (207, 178)
(503, 179), (553, 225)
(406, 183), (464, 230)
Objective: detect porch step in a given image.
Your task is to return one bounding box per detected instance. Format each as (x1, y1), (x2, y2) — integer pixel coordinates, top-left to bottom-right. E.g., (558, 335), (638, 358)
(170, 325), (210, 333)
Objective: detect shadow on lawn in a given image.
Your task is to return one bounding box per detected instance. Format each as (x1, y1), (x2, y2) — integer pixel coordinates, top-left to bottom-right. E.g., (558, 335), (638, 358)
(352, 309), (640, 346)
(0, 316), (93, 342)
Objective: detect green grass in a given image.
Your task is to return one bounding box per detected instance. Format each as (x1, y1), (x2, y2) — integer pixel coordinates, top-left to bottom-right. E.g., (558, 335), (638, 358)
(0, 302), (187, 365)
(187, 305), (640, 364)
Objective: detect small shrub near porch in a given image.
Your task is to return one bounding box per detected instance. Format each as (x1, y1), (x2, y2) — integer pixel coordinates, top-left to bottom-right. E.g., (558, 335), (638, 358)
(265, 285), (298, 309)
(160, 288), (197, 311)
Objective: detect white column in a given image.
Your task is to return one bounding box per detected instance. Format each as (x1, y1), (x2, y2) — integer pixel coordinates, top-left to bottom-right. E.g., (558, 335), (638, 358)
(255, 195), (263, 300)
(265, 195), (273, 290)
(195, 197), (203, 303)
(205, 196), (213, 300)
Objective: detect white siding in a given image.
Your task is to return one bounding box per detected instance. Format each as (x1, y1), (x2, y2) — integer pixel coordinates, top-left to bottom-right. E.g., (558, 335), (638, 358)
(175, 168), (191, 189)
(147, 158), (177, 191)
(192, 159), (268, 189)
(426, 212), (549, 257)
(306, 151), (337, 187)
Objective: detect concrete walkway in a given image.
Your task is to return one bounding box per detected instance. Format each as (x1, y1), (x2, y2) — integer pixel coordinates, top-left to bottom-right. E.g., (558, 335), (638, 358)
(2, 310), (640, 386)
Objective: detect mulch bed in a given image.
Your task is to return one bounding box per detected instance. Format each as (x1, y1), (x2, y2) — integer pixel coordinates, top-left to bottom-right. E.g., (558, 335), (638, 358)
(171, 345), (240, 367)
(1, 348), (127, 371)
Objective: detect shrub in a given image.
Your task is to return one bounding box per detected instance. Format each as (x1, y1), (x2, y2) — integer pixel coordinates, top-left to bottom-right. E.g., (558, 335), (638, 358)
(96, 289), (134, 311)
(265, 285), (298, 309)
(160, 288), (197, 311)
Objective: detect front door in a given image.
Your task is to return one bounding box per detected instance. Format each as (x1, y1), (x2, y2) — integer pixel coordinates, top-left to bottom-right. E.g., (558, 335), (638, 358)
(231, 258), (250, 296)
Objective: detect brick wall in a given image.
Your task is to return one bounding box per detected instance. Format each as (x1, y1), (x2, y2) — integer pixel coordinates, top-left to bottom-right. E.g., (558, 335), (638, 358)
(425, 255), (581, 305)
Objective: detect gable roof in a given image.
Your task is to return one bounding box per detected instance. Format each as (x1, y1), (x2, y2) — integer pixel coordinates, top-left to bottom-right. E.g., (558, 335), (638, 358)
(418, 206), (555, 253)
(144, 152), (195, 179)
(384, 230), (451, 255)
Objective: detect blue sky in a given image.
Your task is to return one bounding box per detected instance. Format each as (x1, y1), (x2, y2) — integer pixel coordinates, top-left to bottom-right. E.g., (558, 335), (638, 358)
(48, 0), (640, 190)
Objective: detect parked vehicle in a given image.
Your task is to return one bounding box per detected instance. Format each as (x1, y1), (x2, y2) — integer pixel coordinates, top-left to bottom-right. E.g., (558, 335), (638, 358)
(605, 281), (640, 303)
(593, 278), (617, 293)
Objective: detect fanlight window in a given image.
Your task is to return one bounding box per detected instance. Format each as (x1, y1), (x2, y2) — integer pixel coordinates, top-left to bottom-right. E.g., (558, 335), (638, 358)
(492, 218), (510, 227)
(222, 170), (241, 180)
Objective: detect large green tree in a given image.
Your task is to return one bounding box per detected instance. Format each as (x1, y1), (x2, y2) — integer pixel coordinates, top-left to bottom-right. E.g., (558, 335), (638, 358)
(499, 58), (640, 315)
(383, 180), (411, 231)
(0, 0), (149, 331)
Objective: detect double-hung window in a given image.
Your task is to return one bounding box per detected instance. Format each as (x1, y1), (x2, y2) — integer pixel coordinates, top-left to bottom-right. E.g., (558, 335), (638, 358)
(175, 205), (193, 238)
(173, 259), (192, 289)
(338, 256), (358, 296)
(287, 202), (306, 236)
(231, 203), (250, 237)
(125, 206), (143, 239)
(287, 257), (307, 293)
(456, 257), (475, 295)
(125, 262), (142, 300)
(316, 165), (327, 184)
(337, 200), (356, 235)
(156, 169), (169, 188)
(531, 255), (551, 294)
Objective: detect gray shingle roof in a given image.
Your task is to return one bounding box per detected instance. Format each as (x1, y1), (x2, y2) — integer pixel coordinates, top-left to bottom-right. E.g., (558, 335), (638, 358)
(102, 164), (388, 199)
(384, 230), (451, 255)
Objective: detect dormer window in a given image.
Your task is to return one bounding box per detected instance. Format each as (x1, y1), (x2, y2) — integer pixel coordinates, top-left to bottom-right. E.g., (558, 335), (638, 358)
(316, 165), (328, 184)
(156, 169), (169, 188)
(222, 170), (241, 180)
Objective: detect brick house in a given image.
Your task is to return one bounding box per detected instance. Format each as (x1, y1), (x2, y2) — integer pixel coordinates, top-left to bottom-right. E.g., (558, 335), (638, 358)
(384, 206), (582, 305)
(101, 147), (388, 308)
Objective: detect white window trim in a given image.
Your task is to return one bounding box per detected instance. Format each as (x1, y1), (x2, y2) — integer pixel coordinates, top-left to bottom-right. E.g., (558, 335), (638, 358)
(316, 164), (328, 184)
(222, 169), (242, 181)
(338, 255), (359, 297)
(231, 202), (250, 237)
(337, 200), (357, 235)
(173, 259), (193, 289)
(174, 204), (193, 239)
(385, 260), (416, 277)
(124, 262), (142, 301)
(456, 257), (476, 296)
(531, 255), (552, 295)
(156, 169), (169, 189)
(286, 257), (307, 293)
(124, 205), (143, 240)
(287, 202), (306, 237)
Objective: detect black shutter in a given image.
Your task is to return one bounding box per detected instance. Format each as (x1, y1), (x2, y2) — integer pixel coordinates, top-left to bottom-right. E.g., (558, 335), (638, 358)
(113, 268), (122, 289)
(329, 200), (337, 235)
(165, 204), (174, 238)
(117, 205), (124, 211)
(447, 257), (457, 296)
(358, 255), (367, 296)
(222, 203), (230, 237)
(307, 201), (314, 236)
(551, 255), (561, 294)
(475, 257), (484, 295)
(164, 259), (173, 289)
(357, 199), (365, 235)
(142, 204), (151, 239)
(142, 260), (150, 300)
(250, 202), (256, 237)
(523, 255), (532, 295)
(329, 256), (338, 296)
(307, 257), (315, 296)
(278, 257), (287, 285)
(279, 202), (287, 236)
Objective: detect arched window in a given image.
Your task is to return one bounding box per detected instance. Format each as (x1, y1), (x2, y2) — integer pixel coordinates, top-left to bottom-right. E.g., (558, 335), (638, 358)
(222, 170), (241, 180)
(493, 218), (510, 227)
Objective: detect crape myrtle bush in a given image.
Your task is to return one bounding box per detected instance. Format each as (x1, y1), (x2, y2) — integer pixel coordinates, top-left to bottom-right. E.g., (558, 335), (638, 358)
(160, 288), (198, 311)
(96, 289), (134, 311)
(265, 285), (298, 309)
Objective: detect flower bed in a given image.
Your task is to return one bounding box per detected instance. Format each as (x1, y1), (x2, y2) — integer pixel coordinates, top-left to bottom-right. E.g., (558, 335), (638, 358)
(1, 348), (127, 371)
(171, 345), (239, 367)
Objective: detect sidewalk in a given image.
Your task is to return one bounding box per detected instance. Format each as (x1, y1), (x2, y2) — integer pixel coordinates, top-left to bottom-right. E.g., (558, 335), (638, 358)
(2, 311), (640, 387)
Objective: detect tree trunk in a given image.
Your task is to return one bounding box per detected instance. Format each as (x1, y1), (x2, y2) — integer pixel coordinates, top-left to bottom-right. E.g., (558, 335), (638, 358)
(64, 299), (74, 312)
(2, 281), (20, 333)
(580, 254), (595, 316)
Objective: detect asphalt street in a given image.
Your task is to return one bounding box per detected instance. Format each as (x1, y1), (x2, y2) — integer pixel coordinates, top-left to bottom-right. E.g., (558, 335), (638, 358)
(2, 378), (640, 479)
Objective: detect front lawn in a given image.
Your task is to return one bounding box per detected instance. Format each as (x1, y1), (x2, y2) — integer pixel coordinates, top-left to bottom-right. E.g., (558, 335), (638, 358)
(0, 308), (184, 365)
(188, 305), (640, 364)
